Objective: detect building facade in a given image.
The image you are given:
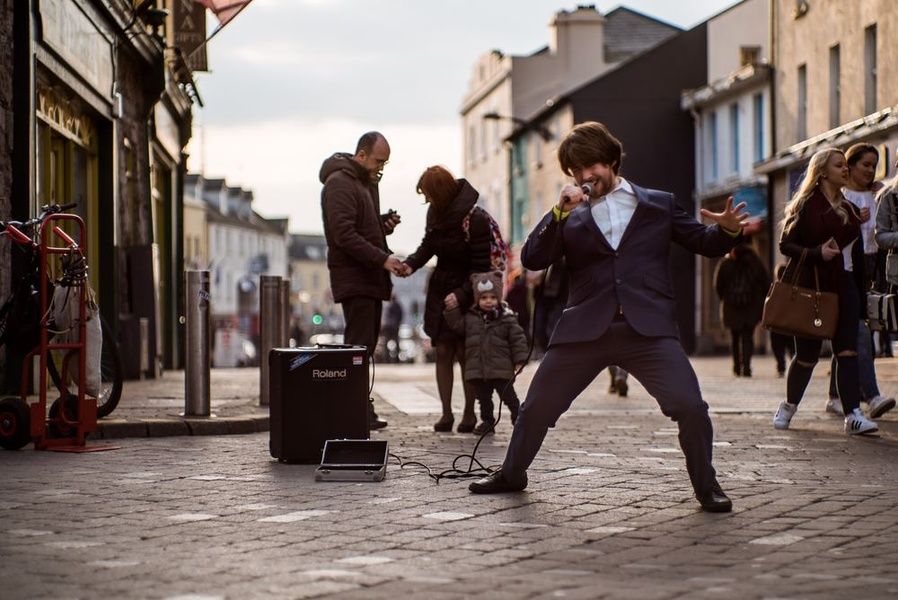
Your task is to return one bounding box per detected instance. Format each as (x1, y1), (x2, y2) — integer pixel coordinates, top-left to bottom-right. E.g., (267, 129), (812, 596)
(0, 0), (13, 376)
(460, 6), (679, 251)
(186, 174), (289, 366)
(0, 0), (200, 387)
(758, 0), (898, 266)
(288, 233), (333, 338)
(506, 23), (709, 352)
(681, 0), (772, 353)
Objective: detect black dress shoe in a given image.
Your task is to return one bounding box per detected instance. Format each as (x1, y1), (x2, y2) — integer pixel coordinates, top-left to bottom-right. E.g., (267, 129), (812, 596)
(697, 484), (732, 513)
(456, 417), (476, 433)
(370, 418), (388, 430)
(469, 470), (527, 494)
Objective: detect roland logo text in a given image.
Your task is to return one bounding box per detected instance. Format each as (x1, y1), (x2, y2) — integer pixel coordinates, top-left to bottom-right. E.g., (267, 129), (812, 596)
(312, 368), (348, 380)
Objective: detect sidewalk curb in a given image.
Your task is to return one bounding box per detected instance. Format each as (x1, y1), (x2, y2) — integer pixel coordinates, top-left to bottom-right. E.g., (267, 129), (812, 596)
(93, 415), (269, 440)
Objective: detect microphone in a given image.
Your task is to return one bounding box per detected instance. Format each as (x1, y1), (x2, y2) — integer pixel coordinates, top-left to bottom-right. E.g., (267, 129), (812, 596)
(561, 182), (595, 206)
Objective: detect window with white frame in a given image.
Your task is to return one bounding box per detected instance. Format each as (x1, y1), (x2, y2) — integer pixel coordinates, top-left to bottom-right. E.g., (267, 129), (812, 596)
(865, 24), (877, 115)
(753, 92), (764, 163)
(729, 103), (739, 174)
(829, 44), (840, 128)
(468, 124), (476, 167)
(709, 110), (718, 181)
(797, 64), (807, 141)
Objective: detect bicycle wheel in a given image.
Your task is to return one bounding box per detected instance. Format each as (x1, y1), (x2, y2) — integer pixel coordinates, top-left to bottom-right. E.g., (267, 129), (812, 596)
(45, 314), (122, 418)
(96, 314), (123, 418)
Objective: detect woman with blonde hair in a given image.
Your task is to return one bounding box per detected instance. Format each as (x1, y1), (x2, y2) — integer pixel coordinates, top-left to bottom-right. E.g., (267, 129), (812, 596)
(402, 166), (492, 432)
(772, 147), (878, 434)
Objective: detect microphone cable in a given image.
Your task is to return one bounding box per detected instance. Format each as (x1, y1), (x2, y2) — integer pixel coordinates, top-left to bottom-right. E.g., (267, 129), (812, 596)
(386, 279), (544, 484)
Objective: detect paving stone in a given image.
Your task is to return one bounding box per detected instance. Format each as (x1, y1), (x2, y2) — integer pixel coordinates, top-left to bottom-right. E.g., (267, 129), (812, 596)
(4, 358), (898, 598)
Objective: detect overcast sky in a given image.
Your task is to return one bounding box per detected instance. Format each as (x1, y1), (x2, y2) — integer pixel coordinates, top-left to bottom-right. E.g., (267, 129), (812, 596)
(188, 0), (739, 254)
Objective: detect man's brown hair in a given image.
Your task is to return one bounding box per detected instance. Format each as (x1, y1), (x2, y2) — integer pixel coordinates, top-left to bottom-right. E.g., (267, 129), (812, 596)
(416, 165), (459, 212)
(557, 121), (624, 176)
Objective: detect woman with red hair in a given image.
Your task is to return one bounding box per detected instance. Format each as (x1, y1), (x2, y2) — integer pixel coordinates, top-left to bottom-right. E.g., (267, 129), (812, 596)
(403, 166), (493, 432)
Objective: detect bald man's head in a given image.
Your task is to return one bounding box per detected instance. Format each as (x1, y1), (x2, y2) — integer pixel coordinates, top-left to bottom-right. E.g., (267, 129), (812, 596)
(353, 131), (390, 181)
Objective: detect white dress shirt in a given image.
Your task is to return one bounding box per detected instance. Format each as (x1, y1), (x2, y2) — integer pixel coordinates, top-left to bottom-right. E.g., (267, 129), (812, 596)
(590, 177), (638, 250)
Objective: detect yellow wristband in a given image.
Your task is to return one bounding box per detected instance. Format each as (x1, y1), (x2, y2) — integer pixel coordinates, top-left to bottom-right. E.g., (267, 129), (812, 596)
(721, 225), (741, 237)
(552, 206), (571, 221)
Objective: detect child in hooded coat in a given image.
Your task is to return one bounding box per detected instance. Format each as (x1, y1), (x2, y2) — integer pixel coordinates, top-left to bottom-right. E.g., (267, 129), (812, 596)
(444, 271), (529, 434)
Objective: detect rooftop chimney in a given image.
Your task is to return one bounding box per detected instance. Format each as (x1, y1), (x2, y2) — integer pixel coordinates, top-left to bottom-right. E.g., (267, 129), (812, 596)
(549, 5), (607, 77)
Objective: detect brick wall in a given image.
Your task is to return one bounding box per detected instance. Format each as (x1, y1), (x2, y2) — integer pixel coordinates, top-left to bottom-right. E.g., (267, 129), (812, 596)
(0, 0), (14, 383)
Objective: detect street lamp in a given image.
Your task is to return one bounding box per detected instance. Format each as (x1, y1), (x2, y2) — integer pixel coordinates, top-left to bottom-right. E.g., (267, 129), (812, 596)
(483, 111), (553, 142)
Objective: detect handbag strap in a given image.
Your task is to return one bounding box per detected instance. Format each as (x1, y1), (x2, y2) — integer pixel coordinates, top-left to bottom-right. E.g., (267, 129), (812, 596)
(784, 249), (808, 286)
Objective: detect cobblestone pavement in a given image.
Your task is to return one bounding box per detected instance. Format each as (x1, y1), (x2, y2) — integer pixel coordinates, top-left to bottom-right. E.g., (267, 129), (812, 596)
(3, 355), (898, 599)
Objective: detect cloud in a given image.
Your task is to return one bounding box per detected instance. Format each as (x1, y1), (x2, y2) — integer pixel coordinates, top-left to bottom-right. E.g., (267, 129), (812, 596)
(226, 41), (386, 70)
(187, 117), (462, 255)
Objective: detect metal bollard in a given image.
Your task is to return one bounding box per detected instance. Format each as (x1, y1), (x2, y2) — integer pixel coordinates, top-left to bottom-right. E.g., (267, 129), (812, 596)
(184, 270), (211, 417)
(280, 278), (290, 347)
(259, 275), (282, 407)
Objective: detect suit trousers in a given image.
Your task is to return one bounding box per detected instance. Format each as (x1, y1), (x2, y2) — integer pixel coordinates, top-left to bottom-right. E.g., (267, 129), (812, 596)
(501, 321), (718, 497)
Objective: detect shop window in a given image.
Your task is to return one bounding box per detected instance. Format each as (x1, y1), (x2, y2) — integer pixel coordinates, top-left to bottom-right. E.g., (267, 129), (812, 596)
(35, 87), (99, 288)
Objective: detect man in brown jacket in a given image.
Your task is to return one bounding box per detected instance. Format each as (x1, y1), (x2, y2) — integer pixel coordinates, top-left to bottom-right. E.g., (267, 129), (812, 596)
(320, 131), (403, 429)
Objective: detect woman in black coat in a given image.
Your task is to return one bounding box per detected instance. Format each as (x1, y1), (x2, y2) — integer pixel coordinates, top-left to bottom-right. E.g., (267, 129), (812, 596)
(402, 166), (492, 432)
(713, 243), (770, 377)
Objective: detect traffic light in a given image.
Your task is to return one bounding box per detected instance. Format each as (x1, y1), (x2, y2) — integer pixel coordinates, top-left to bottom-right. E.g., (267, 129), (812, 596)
(311, 313), (324, 326)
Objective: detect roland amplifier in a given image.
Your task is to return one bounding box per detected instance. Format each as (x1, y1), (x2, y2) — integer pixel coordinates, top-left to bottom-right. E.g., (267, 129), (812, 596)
(269, 345), (370, 463)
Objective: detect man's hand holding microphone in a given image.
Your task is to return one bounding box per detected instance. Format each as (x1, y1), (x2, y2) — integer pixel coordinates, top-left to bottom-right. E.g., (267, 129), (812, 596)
(556, 182), (596, 212)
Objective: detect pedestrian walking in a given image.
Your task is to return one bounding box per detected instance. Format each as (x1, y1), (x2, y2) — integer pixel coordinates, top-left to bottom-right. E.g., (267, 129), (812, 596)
(320, 131), (404, 430)
(772, 147), (879, 435)
(533, 258), (568, 358)
(713, 243), (769, 378)
(444, 271), (529, 435)
(824, 144), (896, 419)
(400, 165), (492, 433)
(607, 366), (629, 396)
(505, 268), (531, 341)
(875, 151), (898, 356)
(469, 121), (745, 512)
(381, 295), (403, 363)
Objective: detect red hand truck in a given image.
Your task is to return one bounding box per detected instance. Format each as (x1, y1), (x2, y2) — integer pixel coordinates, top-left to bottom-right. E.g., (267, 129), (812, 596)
(1, 208), (117, 452)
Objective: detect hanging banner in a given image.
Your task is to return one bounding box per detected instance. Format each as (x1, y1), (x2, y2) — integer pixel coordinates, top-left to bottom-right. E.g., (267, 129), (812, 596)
(187, 1), (254, 63)
(173, 0), (208, 71)
(196, 0), (253, 27)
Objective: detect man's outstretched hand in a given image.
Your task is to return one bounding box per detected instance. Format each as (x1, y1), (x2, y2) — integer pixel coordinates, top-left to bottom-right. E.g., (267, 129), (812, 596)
(700, 196), (749, 234)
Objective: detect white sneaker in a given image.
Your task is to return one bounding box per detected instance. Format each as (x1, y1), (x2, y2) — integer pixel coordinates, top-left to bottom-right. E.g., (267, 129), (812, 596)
(773, 402), (797, 430)
(825, 397), (844, 416)
(845, 408), (878, 435)
(867, 396), (896, 419)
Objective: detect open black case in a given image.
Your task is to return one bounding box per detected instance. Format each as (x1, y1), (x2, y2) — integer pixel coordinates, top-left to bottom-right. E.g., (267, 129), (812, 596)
(314, 439), (389, 482)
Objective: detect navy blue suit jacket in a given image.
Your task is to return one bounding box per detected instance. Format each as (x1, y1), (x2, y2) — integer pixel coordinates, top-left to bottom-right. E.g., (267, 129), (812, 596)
(521, 183), (739, 346)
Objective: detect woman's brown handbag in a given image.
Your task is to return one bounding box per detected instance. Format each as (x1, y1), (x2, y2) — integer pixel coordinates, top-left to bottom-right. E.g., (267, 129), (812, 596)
(762, 249), (839, 340)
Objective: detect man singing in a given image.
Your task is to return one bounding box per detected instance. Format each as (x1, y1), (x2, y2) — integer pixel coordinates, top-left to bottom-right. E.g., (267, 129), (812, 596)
(469, 122), (746, 512)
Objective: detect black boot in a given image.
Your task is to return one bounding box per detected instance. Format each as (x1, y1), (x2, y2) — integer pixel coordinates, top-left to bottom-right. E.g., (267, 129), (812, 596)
(369, 398), (387, 430)
(473, 418), (495, 435)
(507, 400), (520, 425)
(473, 397), (495, 434)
